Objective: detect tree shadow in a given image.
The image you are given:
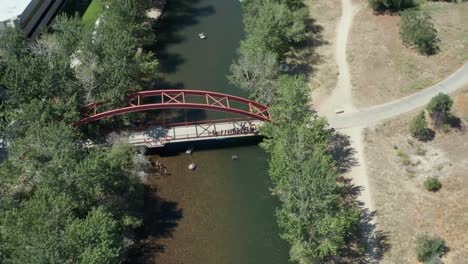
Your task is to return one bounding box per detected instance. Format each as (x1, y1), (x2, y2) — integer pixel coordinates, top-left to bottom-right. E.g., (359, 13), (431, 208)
(447, 114), (463, 131)
(149, 0), (215, 74)
(61, 0), (93, 17)
(329, 132), (359, 173)
(284, 17), (328, 78)
(126, 184), (183, 264)
(330, 130), (391, 262)
(336, 177), (391, 263)
(0, 147), (7, 164)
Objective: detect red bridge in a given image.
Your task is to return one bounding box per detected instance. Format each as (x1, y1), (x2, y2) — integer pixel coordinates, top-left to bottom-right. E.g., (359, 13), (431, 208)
(75, 89), (270, 126)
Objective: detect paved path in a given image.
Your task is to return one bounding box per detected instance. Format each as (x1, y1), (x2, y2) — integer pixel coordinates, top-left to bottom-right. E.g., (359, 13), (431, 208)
(329, 63), (468, 128)
(122, 120), (263, 147)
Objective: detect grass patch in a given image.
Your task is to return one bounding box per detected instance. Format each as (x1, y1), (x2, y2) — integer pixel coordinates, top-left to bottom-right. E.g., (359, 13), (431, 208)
(82, 0), (102, 28)
(397, 150), (411, 166)
(416, 144), (427, 156)
(401, 78), (432, 93)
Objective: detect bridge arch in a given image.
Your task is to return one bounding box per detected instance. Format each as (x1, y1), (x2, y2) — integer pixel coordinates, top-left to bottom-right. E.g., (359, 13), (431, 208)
(75, 90), (270, 126)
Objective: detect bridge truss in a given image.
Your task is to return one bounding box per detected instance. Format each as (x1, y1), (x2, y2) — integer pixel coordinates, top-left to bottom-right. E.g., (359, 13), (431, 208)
(75, 90), (270, 126)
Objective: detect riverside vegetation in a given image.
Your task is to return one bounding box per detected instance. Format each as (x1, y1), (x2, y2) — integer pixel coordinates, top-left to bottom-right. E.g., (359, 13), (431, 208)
(230, 0), (361, 262)
(0, 0), (157, 263)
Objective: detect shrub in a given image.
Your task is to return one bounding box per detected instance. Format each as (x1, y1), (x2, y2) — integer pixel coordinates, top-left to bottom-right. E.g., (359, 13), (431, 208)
(410, 111), (433, 141)
(424, 177), (442, 191)
(399, 9), (439, 55)
(368, 0), (417, 11)
(428, 93), (453, 116)
(416, 235), (446, 263)
(427, 93), (453, 128)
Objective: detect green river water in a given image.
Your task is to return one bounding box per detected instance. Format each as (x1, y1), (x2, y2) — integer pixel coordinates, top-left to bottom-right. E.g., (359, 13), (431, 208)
(129, 0), (290, 263)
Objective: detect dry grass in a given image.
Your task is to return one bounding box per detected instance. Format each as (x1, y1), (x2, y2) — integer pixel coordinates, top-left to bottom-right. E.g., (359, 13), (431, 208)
(364, 107), (468, 263)
(453, 85), (468, 121)
(349, 0), (468, 108)
(301, 0), (341, 97)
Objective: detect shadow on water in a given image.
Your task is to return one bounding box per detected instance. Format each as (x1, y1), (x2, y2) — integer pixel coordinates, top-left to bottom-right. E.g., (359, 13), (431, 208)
(151, 0), (215, 74)
(126, 184), (183, 264)
(145, 136), (264, 157)
(331, 132), (391, 263)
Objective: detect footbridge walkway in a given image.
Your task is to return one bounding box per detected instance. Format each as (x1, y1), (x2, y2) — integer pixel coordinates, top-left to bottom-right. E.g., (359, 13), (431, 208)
(76, 89), (270, 148)
(126, 119), (263, 148)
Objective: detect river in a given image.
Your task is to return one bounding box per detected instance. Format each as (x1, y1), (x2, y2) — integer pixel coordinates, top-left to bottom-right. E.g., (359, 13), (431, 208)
(128, 0), (290, 263)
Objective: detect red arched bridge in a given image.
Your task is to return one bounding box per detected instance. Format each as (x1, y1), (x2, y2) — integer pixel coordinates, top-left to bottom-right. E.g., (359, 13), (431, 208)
(75, 89), (270, 126)
(76, 90), (270, 147)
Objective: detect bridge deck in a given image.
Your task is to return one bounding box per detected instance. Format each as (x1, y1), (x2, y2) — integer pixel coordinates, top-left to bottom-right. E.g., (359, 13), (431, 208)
(126, 120), (263, 148)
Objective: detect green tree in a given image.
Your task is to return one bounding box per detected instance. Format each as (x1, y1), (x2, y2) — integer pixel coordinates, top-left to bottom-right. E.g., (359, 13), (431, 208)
(229, 50), (279, 104)
(368, 0), (417, 11)
(243, 0), (306, 57)
(427, 93), (453, 127)
(399, 9), (439, 55)
(274, 0), (304, 10)
(0, 192), (75, 264)
(410, 111), (433, 141)
(63, 207), (124, 264)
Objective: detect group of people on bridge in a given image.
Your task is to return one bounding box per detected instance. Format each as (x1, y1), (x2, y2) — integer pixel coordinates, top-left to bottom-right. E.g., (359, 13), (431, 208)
(210, 122), (258, 137)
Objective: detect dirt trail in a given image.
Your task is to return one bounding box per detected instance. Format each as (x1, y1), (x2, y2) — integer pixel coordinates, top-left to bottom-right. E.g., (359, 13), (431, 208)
(315, 0), (378, 261)
(316, 0), (354, 116)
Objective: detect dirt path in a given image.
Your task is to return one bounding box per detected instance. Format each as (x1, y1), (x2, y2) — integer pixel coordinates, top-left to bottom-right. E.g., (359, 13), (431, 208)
(315, 0), (379, 261)
(316, 0), (355, 116)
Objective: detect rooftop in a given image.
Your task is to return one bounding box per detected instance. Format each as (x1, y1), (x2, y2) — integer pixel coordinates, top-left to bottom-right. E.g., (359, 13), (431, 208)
(0, 0), (31, 22)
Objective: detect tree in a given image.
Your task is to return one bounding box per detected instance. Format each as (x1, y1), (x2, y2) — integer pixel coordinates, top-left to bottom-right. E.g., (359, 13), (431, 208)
(76, 0), (157, 106)
(427, 93), (453, 128)
(274, 0), (304, 10)
(0, 192), (76, 264)
(410, 111), (433, 141)
(399, 9), (439, 55)
(229, 50), (279, 104)
(63, 207), (124, 263)
(368, 0), (417, 11)
(269, 74), (310, 125)
(243, 0), (306, 57)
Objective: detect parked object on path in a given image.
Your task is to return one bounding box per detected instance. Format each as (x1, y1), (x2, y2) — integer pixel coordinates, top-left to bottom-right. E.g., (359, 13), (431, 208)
(198, 32), (206, 39)
(188, 163), (196, 170)
(335, 108), (345, 114)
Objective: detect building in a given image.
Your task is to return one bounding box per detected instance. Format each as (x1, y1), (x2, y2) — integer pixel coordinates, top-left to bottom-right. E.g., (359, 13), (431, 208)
(0, 0), (66, 39)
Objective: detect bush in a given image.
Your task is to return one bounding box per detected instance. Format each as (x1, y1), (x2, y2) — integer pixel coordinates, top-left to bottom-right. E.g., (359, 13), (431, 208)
(399, 9), (439, 55)
(416, 235), (446, 263)
(427, 93), (454, 128)
(424, 177), (442, 191)
(428, 93), (453, 116)
(410, 111), (433, 141)
(368, 0), (417, 11)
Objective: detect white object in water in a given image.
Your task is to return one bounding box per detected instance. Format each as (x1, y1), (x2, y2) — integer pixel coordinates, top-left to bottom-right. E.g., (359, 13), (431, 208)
(198, 33), (206, 39)
(188, 163), (196, 170)
(231, 155), (239, 160)
(186, 147), (194, 154)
